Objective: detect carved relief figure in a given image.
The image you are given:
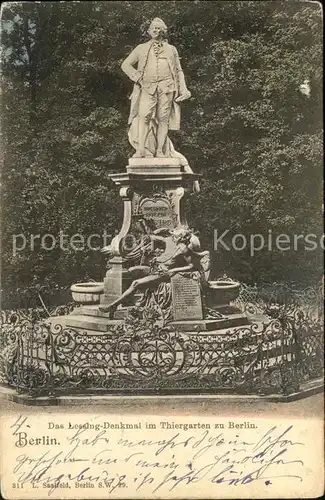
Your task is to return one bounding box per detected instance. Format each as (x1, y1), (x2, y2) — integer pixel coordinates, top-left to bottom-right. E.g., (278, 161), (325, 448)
(99, 226), (210, 314)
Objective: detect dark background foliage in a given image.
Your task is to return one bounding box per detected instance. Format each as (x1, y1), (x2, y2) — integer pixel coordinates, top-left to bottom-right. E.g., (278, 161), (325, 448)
(1, 0), (323, 306)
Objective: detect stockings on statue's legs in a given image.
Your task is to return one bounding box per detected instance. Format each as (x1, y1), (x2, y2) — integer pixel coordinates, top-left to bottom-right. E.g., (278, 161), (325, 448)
(132, 149), (146, 158)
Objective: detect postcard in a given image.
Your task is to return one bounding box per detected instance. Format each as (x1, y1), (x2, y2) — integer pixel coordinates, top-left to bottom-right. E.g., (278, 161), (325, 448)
(0, 1), (323, 499)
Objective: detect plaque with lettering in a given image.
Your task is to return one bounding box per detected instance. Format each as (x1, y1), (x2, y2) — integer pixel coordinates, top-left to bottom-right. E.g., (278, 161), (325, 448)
(171, 273), (203, 321)
(139, 197), (174, 229)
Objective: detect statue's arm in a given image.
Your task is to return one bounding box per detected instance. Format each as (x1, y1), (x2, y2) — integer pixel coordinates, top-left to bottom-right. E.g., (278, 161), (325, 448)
(150, 234), (167, 244)
(168, 263), (194, 276)
(172, 46), (191, 98)
(173, 46), (183, 74)
(121, 45), (142, 83)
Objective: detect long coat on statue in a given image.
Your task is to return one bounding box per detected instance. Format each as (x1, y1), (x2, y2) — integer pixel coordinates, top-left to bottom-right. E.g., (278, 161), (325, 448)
(121, 40), (189, 160)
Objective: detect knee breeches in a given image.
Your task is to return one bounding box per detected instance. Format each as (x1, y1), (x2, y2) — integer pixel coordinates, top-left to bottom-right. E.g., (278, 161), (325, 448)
(138, 89), (174, 123)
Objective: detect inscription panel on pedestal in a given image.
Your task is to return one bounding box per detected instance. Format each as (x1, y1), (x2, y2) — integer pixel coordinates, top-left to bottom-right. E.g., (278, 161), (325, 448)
(171, 274), (203, 321)
(139, 198), (175, 229)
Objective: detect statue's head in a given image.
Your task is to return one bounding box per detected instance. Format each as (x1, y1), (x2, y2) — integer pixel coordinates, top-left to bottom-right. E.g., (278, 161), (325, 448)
(172, 226), (192, 245)
(148, 18), (167, 40)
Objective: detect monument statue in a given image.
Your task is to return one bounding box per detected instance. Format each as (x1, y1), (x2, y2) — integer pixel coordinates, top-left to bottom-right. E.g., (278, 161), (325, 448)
(121, 17), (191, 160)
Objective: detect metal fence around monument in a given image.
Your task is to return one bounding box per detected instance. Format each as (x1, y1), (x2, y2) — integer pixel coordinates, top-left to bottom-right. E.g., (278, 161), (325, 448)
(0, 282), (323, 398)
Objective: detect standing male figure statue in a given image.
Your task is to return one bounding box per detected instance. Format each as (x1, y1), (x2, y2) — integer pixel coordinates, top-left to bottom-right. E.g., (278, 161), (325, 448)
(121, 17), (191, 159)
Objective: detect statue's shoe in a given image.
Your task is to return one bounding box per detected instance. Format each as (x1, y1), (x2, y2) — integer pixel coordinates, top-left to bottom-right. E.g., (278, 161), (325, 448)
(133, 150), (154, 158)
(156, 150), (166, 158)
(132, 150), (146, 158)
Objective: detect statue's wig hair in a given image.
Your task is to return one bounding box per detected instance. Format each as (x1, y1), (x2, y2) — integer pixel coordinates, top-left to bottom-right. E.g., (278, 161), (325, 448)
(148, 17), (168, 36)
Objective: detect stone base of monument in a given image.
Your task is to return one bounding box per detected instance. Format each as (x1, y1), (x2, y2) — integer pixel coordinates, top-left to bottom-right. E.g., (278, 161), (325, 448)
(108, 156), (200, 190)
(47, 304), (249, 334)
(47, 312), (250, 338)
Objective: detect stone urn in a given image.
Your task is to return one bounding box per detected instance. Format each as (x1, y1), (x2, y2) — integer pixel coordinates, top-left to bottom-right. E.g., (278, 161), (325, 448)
(208, 277), (240, 307)
(70, 282), (104, 305)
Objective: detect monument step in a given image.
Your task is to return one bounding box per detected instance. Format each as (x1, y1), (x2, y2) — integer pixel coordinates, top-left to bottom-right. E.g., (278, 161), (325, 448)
(71, 305), (111, 318)
(109, 171), (200, 185)
(47, 311), (250, 335)
(69, 306), (248, 331)
(70, 305), (130, 320)
(169, 314), (249, 332)
(65, 315), (123, 332)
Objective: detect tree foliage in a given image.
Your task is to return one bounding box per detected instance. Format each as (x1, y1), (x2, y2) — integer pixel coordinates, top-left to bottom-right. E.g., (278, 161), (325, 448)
(1, 0), (323, 302)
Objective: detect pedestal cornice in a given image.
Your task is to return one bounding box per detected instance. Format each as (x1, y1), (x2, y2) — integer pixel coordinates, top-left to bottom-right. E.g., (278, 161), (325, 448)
(109, 170), (201, 186)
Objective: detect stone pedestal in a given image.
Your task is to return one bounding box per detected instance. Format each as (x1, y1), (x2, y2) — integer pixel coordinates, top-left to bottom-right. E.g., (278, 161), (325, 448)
(110, 157), (200, 229)
(100, 158), (201, 306)
(101, 256), (123, 305)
